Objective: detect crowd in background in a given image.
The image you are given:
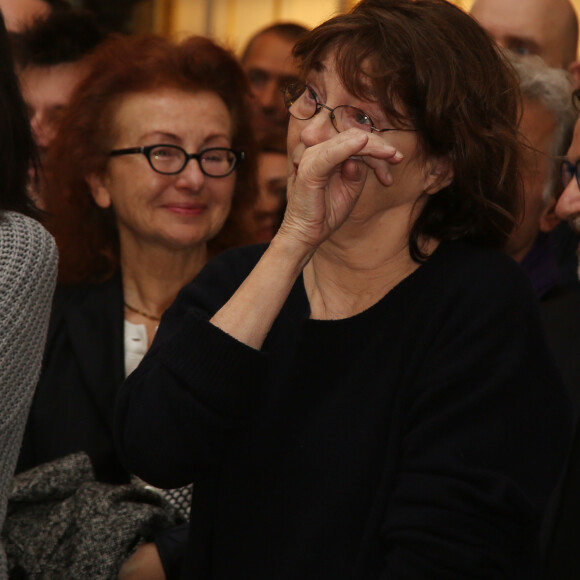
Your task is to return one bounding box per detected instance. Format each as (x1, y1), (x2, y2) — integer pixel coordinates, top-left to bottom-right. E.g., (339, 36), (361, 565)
(0, 0), (580, 578)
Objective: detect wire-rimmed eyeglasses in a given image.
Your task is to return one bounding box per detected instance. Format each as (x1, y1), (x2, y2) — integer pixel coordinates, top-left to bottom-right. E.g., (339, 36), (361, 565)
(282, 83), (416, 135)
(109, 144), (244, 177)
(561, 159), (580, 190)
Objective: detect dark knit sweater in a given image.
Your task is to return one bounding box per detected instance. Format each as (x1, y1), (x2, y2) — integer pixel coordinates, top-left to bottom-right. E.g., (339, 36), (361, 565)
(115, 240), (572, 579)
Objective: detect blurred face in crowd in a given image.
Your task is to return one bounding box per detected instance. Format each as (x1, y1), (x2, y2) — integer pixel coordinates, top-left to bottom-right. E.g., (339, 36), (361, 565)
(0, 0), (49, 32)
(505, 97), (560, 262)
(556, 117), (580, 235)
(89, 88), (237, 253)
(470, 0), (579, 71)
(20, 61), (91, 158)
(242, 31), (300, 140)
(241, 150), (287, 243)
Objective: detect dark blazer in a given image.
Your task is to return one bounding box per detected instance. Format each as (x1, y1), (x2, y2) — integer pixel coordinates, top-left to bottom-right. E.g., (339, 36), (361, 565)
(540, 285), (580, 580)
(17, 273), (129, 483)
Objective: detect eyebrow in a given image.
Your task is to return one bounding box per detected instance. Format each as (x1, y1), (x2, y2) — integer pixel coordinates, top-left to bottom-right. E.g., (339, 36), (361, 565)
(246, 67), (297, 83)
(139, 131), (230, 144)
(310, 60), (327, 74)
(139, 131), (180, 142)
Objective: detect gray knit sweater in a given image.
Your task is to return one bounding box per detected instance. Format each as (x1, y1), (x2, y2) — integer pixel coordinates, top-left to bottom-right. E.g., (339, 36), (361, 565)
(0, 212), (57, 579)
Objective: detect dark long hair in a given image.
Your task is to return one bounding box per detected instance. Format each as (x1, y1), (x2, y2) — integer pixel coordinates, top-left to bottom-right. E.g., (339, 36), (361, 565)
(0, 10), (38, 217)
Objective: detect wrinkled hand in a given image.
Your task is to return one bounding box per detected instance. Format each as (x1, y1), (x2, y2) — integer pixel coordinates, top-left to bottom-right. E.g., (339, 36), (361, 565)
(118, 542), (166, 580)
(277, 128), (403, 250)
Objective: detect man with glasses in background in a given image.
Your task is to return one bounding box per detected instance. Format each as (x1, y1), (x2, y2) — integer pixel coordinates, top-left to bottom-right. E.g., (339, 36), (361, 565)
(502, 56), (578, 297)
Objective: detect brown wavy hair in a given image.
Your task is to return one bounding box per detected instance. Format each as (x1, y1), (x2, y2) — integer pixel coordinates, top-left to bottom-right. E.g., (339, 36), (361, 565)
(45, 34), (257, 284)
(294, 0), (523, 261)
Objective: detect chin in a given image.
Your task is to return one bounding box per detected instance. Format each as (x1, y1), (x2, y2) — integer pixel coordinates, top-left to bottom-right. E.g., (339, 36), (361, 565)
(156, 232), (208, 252)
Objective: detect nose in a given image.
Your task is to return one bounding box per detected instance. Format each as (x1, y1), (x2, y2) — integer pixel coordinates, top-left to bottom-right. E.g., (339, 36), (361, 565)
(555, 178), (580, 221)
(298, 106), (337, 148)
(174, 158), (205, 191)
(255, 79), (281, 113)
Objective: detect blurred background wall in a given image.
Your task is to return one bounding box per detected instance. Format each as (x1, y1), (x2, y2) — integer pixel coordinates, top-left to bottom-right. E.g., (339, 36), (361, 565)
(134, 0), (472, 51)
(71, 0), (471, 54)
(72, 0), (580, 59)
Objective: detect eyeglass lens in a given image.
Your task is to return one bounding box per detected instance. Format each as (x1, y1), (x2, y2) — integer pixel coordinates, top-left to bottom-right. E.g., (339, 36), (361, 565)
(561, 159), (580, 189)
(149, 145), (237, 177)
(284, 84), (374, 133)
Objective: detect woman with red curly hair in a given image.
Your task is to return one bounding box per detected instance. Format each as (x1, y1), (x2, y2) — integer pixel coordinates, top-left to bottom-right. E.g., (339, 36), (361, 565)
(16, 33), (257, 491)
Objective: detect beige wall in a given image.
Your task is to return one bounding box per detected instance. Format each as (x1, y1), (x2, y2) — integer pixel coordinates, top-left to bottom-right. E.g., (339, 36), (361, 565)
(164, 0), (353, 54)
(163, 0), (469, 52)
(161, 0), (580, 59)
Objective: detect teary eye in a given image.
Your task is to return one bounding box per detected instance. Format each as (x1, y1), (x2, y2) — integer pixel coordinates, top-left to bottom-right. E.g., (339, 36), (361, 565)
(353, 109), (372, 126)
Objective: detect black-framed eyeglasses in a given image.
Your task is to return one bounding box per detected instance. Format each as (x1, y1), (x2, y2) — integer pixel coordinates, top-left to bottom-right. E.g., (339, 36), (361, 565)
(109, 144), (244, 177)
(561, 159), (580, 189)
(282, 83), (416, 135)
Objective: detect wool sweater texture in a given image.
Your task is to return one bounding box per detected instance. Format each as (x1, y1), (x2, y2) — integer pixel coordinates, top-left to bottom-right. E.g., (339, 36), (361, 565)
(116, 241), (572, 579)
(0, 212), (57, 578)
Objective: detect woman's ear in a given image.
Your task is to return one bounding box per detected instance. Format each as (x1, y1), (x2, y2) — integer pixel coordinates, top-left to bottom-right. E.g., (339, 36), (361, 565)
(86, 173), (112, 209)
(425, 155), (454, 195)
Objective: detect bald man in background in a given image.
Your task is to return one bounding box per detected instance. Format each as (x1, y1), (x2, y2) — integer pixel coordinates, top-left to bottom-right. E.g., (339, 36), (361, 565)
(470, 0), (580, 83)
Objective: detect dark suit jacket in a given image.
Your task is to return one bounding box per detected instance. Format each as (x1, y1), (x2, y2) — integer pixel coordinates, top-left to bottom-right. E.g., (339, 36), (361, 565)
(17, 273), (130, 483)
(540, 285), (580, 579)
